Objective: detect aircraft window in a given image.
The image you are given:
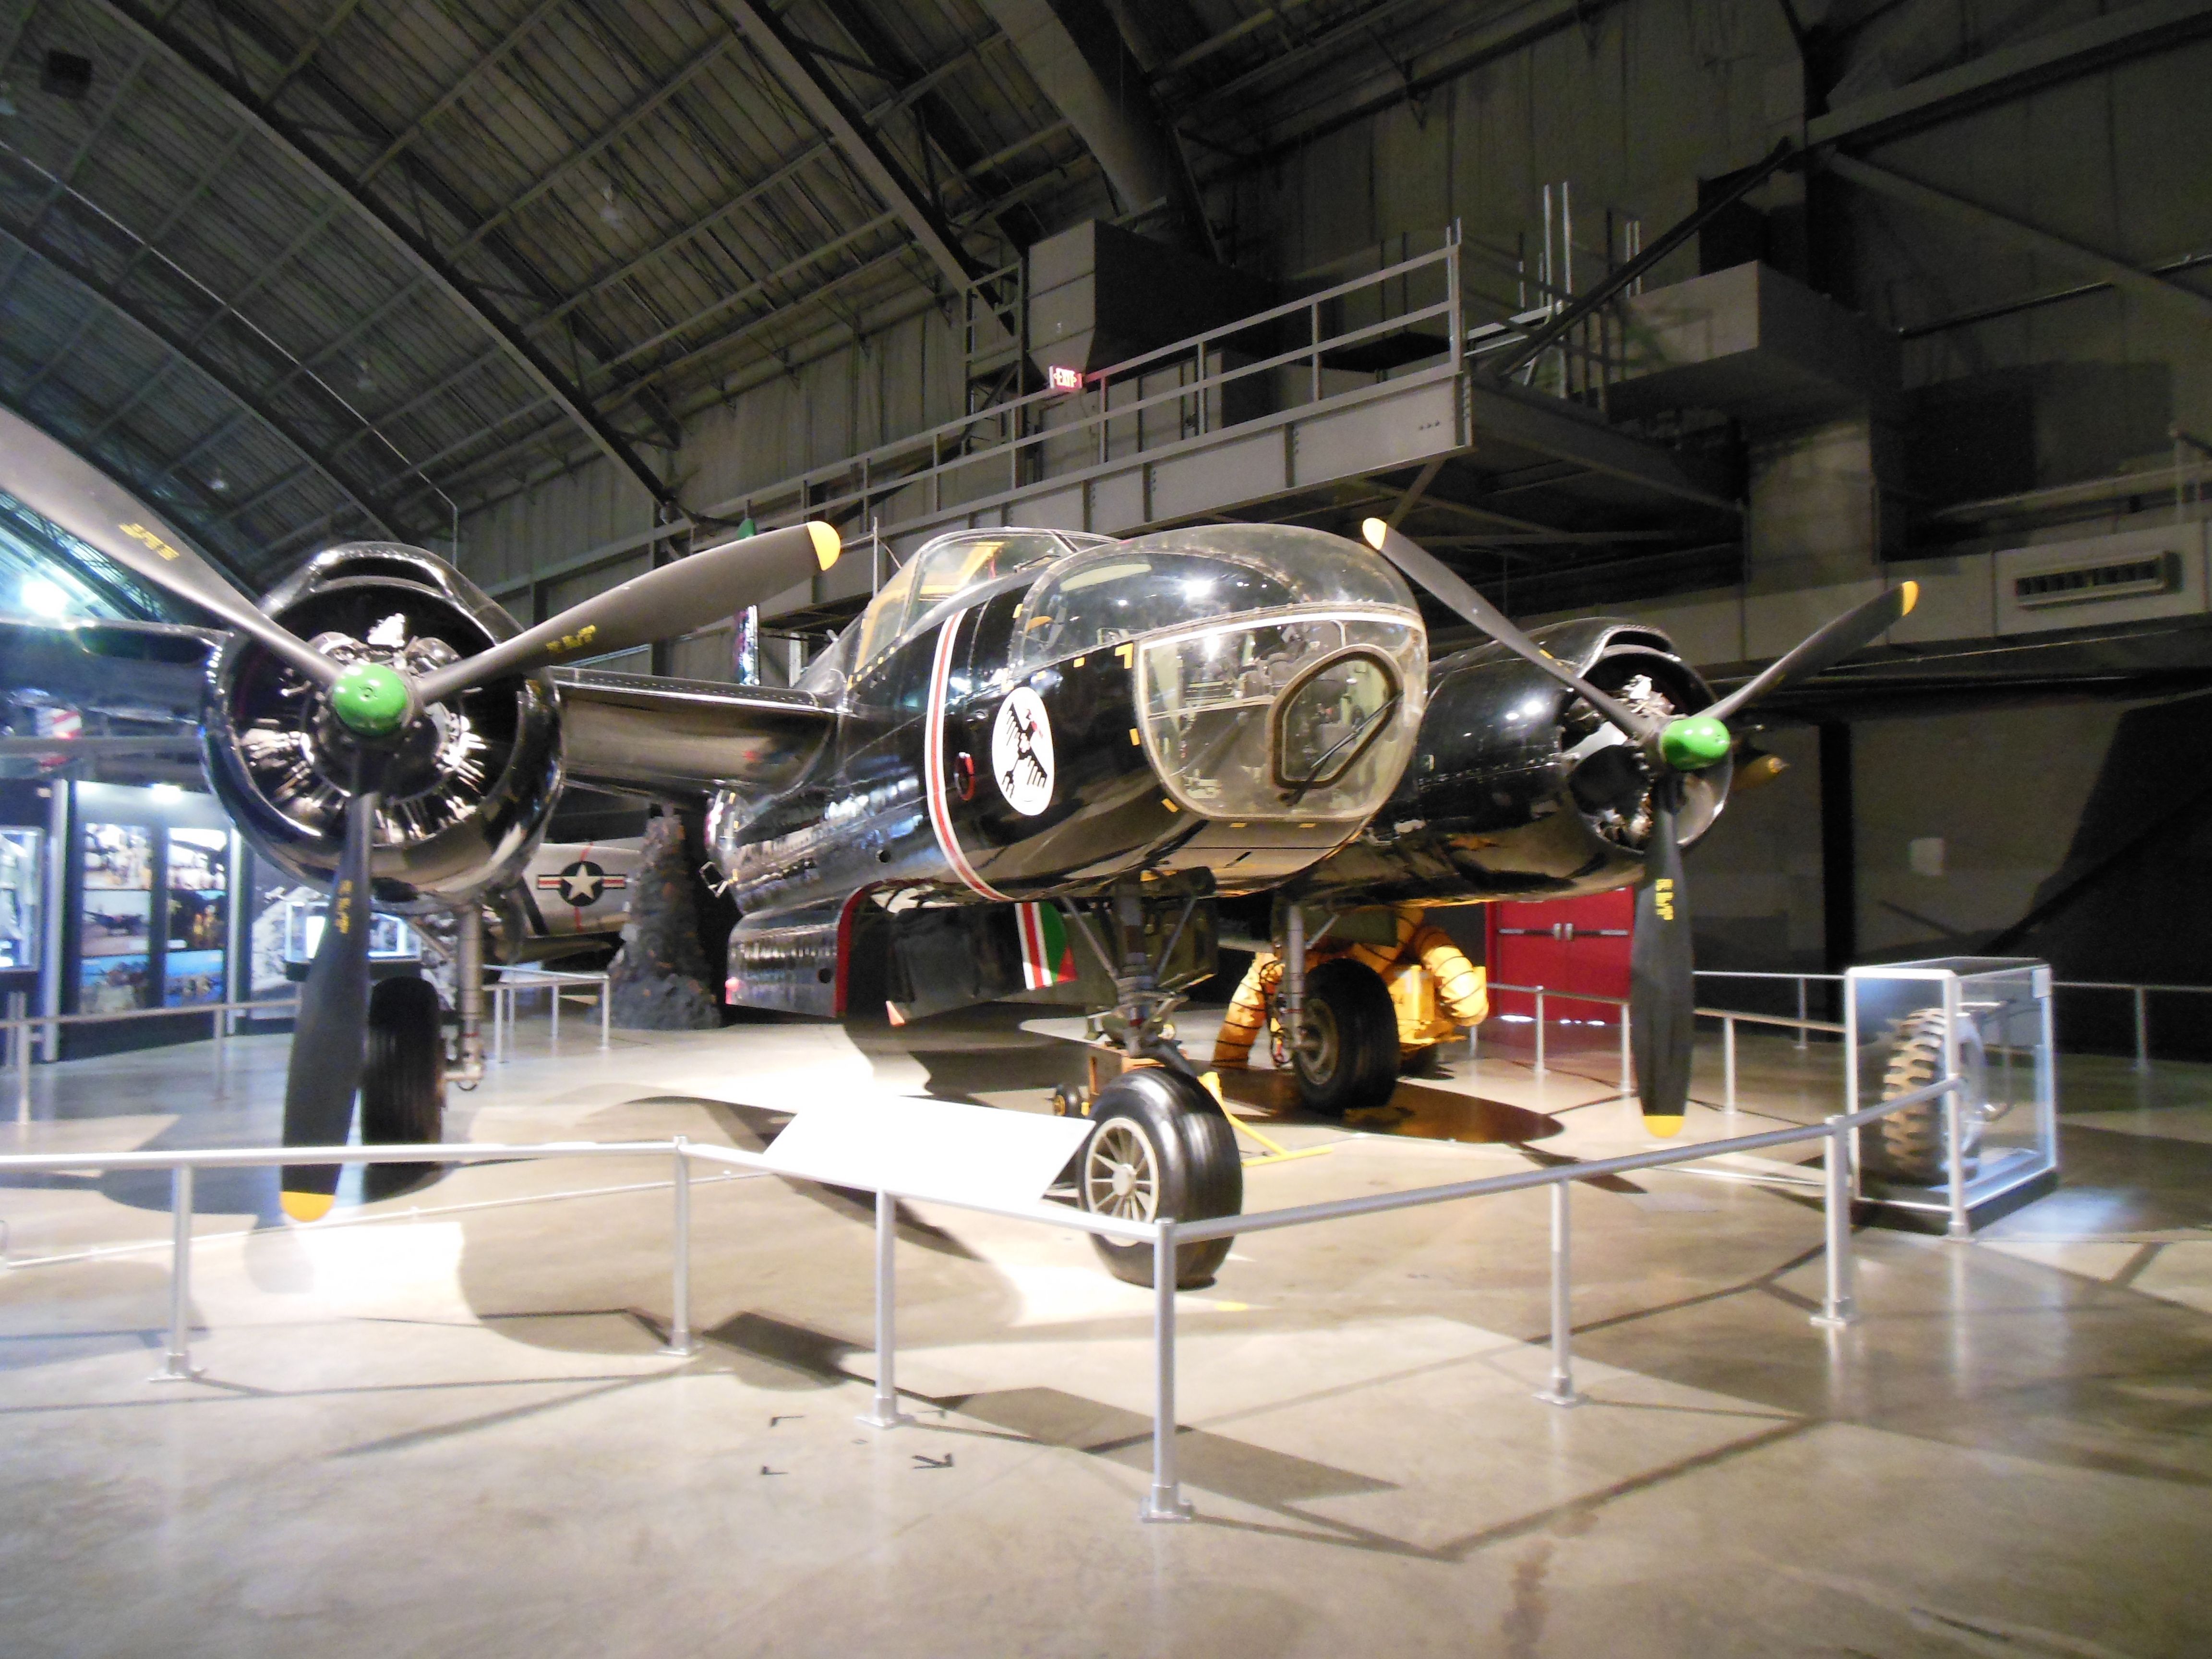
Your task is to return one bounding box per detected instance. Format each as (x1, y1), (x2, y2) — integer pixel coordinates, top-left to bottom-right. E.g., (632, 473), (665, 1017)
(856, 533), (1069, 672)
(851, 557), (921, 668)
(1012, 525), (1412, 670)
(1015, 552), (1298, 666)
(911, 533), (1063, 603)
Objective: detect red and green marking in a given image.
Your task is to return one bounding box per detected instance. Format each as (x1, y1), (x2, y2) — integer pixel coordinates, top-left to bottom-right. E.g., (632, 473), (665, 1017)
(1015, 902), (1078, 990)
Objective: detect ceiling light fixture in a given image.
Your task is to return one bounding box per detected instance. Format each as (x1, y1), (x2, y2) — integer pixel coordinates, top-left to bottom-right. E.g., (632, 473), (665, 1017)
(20, 576), (69, 617)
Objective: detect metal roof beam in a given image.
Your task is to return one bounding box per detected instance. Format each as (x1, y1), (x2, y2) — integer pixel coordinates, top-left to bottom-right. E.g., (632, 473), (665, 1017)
(719, 0), (986, 294)
(370, 141), (1075, 512)
(163, 25), (1020, 524)
(135, 0), (577, 486)
(311, 116), (1069, 496)
(0, 222), (406, 540)
(376, 245), (920, 512)
(86, 0), (679, 513)
(0, 383), (270, 589)
(1827, 155), (2212, 325)
(981, 0), (1214, 255)
(1807, 0), (2212, 149)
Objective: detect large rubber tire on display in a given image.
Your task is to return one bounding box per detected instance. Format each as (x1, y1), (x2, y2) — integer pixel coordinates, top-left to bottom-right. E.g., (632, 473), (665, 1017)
(361, 975), (447, 1202)
(1078, 1068), (1243, 1289)
(1874, 1006), (1988, 1186)
(1292, 959), (1401, 1117)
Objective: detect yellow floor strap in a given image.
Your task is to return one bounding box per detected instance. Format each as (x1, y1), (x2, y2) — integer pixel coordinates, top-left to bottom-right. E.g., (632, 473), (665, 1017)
(1198, 1070), (1331, 1166)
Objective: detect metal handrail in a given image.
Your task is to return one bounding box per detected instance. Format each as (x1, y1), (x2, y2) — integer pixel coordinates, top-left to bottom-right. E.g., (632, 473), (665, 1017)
(4, 996), (301, 1124)
(0, 1065), (1958, 1524)
(487, 967), (612, 1060)
(486, 238), (1487, 603)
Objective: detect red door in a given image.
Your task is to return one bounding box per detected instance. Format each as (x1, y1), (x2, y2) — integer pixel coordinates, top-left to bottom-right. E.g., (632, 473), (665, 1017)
(1487, 890), (1633, 1025)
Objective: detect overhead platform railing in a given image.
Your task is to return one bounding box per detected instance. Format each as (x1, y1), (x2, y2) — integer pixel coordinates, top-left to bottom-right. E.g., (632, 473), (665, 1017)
(715, 232), (1736, 553)
(486, 228), (1740, 621)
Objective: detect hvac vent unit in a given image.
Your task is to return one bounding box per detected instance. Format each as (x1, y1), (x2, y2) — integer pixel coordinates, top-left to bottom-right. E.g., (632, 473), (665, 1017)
(2012, 550), (2178, 609)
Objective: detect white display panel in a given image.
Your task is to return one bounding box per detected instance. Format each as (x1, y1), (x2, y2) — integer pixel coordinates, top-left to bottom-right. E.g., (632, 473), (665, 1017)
(764, 1095), (1093, 1210)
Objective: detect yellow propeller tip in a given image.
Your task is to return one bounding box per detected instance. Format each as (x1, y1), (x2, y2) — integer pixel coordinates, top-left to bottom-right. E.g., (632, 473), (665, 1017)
(806, 521), (841, 572)
(1360, 517), (1388, 550)
(1643, 1115), (1685, 1139)
(1899, 579), (1918, 615)
(281, 1190), (335, 1223)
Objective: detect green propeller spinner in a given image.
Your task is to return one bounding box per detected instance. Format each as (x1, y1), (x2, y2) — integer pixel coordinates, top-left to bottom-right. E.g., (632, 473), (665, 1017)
(1656, 713), (1731, 771)
(329, 661), (412, 736)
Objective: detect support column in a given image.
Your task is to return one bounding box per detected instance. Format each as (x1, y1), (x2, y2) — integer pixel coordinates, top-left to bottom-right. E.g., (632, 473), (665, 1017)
(1141, 1219), (1193, 1522)
(150, 1166), (203, 1382)
(859, 1189), (913, 1430)
(1820, 723), (1857, 973)
(662, 1137), (696, 1357)
(1536, 1181), (1584, 1407)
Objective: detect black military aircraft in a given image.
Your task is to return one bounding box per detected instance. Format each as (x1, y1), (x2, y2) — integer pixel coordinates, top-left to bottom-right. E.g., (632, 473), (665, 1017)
(1, 406), (1911, 1286)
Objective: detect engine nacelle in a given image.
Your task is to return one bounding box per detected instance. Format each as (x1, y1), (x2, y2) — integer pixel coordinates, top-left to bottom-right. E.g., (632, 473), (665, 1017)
(1297, 618), (1730, 905)
(200, 544), (563, 914)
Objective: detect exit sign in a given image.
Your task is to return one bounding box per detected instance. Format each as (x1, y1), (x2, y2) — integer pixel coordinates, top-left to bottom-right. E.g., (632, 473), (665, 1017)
(1046, 364), (1082, 392)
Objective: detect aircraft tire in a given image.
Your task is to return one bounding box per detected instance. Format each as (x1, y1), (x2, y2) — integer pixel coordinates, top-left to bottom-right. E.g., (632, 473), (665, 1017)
(1079, 1068), (1242, 1289)
(1873, 1007), (1986, 1185)
(361, 975), (446, 1201)
(1291, 959), (1400, 1117)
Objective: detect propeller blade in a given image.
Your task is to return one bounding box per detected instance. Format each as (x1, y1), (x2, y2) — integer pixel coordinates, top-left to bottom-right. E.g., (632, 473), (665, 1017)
(1360, 518), (1650, 741)
(279, 788), (379, 1221)
(0, 408), (340, 687)
(1706, 582), (1917, 726)
(1630, 779), (1695, 1136)
(411, 521), (841, 705)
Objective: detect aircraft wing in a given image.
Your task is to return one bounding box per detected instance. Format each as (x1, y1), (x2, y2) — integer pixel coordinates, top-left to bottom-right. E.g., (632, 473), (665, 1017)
(552, 667), (833, 799)
(0, 616), (216, 723)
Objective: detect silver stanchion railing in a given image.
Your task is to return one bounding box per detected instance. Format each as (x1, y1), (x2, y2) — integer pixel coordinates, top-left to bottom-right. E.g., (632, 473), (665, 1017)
(0, 1065), (1957, 1527)
(486, 969), (614, 1062)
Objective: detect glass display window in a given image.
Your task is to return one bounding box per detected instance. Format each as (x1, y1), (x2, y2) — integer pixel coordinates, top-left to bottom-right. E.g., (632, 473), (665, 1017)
(0, 828), (41, 971)
(79, 952), (150, 1014)
(163, 949), (226, 1008)
(83, 822), (152, 890)
(81, 889), (150, 957)
(167, 828), (229, 953)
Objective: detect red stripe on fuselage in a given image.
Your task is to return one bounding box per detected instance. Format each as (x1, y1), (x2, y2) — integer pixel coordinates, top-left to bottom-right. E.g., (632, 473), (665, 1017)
(923, 619), (1011, 901)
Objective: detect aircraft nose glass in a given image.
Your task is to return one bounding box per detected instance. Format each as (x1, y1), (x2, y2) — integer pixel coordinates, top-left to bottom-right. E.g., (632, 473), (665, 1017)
(1273, 650), (1401, 795)
(1135, 612), (1425, 820)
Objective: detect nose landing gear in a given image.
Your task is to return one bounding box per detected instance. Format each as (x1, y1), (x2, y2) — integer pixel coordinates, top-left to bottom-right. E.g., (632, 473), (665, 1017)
(1062, 879), (1243, 1287)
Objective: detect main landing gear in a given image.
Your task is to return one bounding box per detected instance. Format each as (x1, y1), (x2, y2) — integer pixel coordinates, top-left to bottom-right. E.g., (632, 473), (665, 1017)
(1055, 880), (1243, 1288)
(1213, 904), (1491, 1118)
(360, 905), (487, 1200)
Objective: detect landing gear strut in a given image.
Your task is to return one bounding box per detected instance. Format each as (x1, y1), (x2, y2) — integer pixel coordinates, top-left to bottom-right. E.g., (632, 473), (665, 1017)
(359, 903), (488, 1201)
(1064, 879), (1242, 1287)
(1270, 908), (1399, 1117)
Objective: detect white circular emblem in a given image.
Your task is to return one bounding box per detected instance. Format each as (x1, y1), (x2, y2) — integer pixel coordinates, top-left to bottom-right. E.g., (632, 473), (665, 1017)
(990, 686), (1056, 816)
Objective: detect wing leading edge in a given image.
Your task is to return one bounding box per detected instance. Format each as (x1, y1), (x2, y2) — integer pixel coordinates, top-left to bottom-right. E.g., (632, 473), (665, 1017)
(551, 667), (833, 799)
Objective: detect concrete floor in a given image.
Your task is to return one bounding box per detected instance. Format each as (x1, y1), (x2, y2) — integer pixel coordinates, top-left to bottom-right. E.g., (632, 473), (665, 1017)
(2, 1006), (2209, 1658)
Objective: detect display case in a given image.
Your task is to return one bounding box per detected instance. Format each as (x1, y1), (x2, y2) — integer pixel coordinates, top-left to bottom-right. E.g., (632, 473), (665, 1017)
(61, 782), (239, 1057)
(0, 828), (40, 971)
(279, 897), (417, 975)
(1846, 957), (2057, 1234)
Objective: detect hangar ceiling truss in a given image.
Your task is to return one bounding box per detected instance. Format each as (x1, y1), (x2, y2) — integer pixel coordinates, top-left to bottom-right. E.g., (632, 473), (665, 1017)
(0, 0), (1096, 576)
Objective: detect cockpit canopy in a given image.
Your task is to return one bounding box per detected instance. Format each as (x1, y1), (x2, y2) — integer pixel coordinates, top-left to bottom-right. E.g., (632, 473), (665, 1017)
(809, 520), (1426, 823)
(850, 529), (1110, 673)
(1010, 524), (1417, 669)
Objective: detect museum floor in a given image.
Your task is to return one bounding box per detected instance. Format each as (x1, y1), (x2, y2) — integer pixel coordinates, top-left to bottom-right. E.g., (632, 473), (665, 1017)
(2, 1006), (2208, 1658)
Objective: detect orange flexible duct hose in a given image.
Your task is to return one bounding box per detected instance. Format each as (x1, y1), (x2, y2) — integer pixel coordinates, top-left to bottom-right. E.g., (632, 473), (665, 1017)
(1212, 953), (1279, 1066)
